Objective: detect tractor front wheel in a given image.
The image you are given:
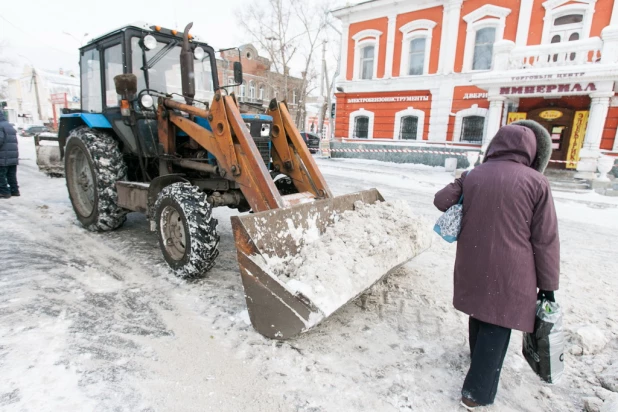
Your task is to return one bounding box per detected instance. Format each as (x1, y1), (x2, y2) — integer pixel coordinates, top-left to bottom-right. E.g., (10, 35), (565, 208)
(154, 183), (220, 279)
(65, 127), (128, 231)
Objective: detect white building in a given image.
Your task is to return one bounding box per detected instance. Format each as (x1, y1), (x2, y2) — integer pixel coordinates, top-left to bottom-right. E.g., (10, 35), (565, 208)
(4, 67), (80, 127)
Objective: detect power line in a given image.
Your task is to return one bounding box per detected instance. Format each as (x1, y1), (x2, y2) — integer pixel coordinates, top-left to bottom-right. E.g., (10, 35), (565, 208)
(0, 14), (75, 57)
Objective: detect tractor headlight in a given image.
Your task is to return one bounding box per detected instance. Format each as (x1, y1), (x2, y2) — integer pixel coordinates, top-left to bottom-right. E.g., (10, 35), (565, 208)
(144, 35), (158, 50)
(194, 47), (205, 60)
(140, 94), (154, 109)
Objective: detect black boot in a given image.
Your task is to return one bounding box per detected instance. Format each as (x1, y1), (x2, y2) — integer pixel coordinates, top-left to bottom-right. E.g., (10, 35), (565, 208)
(11, 191), (20, 196)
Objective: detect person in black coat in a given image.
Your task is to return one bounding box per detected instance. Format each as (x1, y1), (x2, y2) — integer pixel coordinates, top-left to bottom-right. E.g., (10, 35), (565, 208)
(0, 112), (20, 198)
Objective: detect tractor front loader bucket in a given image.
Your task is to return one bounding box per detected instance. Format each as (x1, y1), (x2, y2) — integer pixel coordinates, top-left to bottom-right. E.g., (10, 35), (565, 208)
(231, 188), (417, 340)
(34, 133), (64, 177)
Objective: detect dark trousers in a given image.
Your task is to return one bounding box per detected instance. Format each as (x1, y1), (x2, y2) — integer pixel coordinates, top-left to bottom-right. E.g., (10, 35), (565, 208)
(462, 317), (512, 406)
(0, 165), (19, 196)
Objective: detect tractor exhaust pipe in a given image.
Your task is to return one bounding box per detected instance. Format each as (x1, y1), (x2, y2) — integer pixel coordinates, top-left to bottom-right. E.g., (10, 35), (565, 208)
(180, 22), (195, 105)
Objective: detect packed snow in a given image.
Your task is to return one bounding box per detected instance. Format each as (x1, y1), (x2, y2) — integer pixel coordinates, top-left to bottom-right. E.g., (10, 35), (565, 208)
(1, 136), (617, 411)
(259, 200), (432, 317)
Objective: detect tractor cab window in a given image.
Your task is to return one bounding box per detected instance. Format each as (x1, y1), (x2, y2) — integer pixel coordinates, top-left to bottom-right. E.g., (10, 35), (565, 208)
(104, 44), (124, 107)
(81, 48), (102, 112)
(131, 37), (214, 107)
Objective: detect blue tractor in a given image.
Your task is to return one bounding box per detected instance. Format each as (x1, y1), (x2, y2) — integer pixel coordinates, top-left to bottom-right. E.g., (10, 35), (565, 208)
(49, 22), (394, 340)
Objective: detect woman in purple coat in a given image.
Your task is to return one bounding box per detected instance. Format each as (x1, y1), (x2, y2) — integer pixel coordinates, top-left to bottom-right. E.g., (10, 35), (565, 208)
(434, 120), (560, 409)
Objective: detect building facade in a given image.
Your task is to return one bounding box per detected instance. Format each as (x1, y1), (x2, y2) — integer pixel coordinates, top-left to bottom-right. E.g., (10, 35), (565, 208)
(332, 0), (618, 171)
(218, 44), (304, 125)
(4, 67), (80, 128)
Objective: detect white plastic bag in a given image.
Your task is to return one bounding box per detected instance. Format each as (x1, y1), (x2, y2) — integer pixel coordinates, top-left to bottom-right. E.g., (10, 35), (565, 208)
(522, 300), (565, 384)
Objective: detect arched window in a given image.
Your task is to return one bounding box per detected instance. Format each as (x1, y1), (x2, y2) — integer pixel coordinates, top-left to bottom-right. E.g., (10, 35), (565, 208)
(240, 80), (246, 97)
(472, 27), (496, 71)
(393, 107), (425, 140)
(462, 5), (511, 72)
(453, 105), (488, 143)
(399, 19), (436, 76)
(348, 109), (375, 139)
(354, 116), (370, 138)
(541, 0), (595, 45)
(461, 116), (485, 143)
(259, 85), (264, 101)
(352, 29), (382, 80)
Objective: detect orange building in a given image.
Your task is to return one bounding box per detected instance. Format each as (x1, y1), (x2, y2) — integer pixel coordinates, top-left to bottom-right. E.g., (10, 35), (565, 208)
(332, 0), (618, 173)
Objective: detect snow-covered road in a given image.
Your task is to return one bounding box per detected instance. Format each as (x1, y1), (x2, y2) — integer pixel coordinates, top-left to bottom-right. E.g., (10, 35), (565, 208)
(1, 136), (617, 411)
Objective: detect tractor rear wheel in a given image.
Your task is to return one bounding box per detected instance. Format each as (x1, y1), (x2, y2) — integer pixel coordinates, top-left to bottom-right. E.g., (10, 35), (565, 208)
(154, 183), (220, 279)
(65, 127), (128, 231)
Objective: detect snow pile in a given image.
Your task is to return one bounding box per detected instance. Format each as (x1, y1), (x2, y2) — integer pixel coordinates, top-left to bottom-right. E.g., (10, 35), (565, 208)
(576, 325), (609, 355)
(259, 200), (432, 316)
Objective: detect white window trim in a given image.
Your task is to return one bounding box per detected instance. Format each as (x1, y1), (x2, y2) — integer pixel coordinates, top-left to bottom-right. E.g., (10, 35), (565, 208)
(348, 108), (375, 139)
(393, 107), (425, 140)
(541, 0), (596, 44)
(453, 104), (488, 143)
(462, 5), (512, 72)
(399, 20), (436, 77)
(352, 29), (382, 80)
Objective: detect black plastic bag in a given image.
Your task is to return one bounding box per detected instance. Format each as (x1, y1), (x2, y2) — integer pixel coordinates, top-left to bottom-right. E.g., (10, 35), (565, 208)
(522, 299), (564, 384)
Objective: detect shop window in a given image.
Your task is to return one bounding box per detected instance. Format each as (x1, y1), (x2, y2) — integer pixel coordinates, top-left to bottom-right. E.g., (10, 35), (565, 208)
(354, 116), (370, 138)
(461, 116), (485, 143)
(472, 28), (496, 71)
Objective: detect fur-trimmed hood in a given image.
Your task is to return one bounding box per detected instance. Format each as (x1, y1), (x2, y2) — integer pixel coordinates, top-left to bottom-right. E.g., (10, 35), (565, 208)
(483, 120), (552, 173)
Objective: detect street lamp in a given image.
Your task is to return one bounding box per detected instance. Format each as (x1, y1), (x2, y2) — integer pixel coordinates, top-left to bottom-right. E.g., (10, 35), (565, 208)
(62, 32), (88, 46)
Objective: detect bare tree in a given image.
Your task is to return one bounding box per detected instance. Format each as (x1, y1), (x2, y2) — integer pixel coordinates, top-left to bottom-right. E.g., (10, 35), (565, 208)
(291, 0), (332, 127)
(238, 0), (298, 101)
(238, 0), (337, 128)
(0, 42), (13, 100)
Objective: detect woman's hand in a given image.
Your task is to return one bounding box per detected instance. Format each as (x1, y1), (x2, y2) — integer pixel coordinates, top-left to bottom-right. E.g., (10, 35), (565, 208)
(537, 290), (555, 302)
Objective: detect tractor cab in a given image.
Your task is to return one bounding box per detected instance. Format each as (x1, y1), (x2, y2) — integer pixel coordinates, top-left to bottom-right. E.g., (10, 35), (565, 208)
(55, 22), (272, 181)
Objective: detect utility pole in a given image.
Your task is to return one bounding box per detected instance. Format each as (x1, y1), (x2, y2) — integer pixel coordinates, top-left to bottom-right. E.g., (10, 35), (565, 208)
(31, 68), (43, 123)
(317, 40), (327, 138)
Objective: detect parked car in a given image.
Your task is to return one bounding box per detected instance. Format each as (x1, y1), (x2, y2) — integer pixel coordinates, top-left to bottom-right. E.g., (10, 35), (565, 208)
(300, 131), (320, 153)
(21, 125), (50, 136)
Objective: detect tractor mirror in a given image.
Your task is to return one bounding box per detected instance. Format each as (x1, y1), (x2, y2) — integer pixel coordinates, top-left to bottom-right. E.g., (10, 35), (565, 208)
(114, 74), (138, 98)
(233, 61), (243, 85)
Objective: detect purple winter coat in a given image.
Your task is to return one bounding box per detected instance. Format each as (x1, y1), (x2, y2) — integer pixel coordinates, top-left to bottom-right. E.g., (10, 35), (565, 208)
(434, 122), (560, 333)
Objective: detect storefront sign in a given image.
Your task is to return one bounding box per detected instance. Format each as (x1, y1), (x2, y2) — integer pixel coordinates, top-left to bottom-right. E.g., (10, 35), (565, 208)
(510, 72), (585, 81)
(539, 110), (563, 120)
(463, 93), (488, 99)
(347, 96), (430, 104)
(566, 111), (589, 169)
(500, 83), (596, 96)
(507, 112), (527, 124)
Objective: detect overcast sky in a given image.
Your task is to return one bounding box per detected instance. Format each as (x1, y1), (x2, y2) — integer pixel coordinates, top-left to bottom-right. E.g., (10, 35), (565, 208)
(0, 0), (290, 76)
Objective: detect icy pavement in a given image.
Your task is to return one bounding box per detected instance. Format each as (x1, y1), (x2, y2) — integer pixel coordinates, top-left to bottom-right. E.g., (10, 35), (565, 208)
(1, 137), (617, 411)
